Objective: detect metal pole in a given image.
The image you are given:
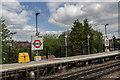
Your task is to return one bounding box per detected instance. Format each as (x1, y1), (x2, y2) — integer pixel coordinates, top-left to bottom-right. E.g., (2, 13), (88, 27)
(105, 25), (107, 38)
(71, 45), (73, 56)
(81, 45), (83, 55)
(36, 12), (39, 36)
(104, 24), (109, 51)
(103, 44), (105, 52)
(35, 12), (39, 56)
(65, 32), (67, 57)
(105, 24), (108, 38)
(88, 34), (90, 54)
(9, 46), (10, 64)
(46, 46), (48, 59)
(97, 44), (99, 53)
(112, 37), (114, 51)
(60, 46), (62, 57)
(36, 14), (38, 36)
(30, 43), (31, 61)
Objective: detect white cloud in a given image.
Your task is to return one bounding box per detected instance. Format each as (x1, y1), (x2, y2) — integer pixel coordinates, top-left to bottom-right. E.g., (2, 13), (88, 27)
(47, 2), (118, 38)
(2, 0), (18, 2)
(1, 1), (119, 41)
(10, 26), (63, 41)
(8, 25), (35, 41)
(48, 3), (118, 27)
(5, 0), (119, 2)
(1, 1), (63, 41)
(38, 9), (41, 13)
(108, 32), (118, 39)
(2, 2), (24, 12)
(2, 9), (30, 25)
(46, 2), (63, 13)
(45, 31), (63, 35)
(48, 3), (85, 27)
(1, 0), (35, 41)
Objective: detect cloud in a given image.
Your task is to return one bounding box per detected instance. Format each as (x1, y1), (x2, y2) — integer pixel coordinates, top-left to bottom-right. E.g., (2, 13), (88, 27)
(2, 1), (24, 12)
(47, 2), (118, 38)
(1, 0), (34, 25)
(46, 2), (63, 13)
(8, 25), (35, 41)
(45, 31), (63, 35)
(1, 1), (63, 41)
(2, 9), (30, 25)
(1, 0), (35, 41)
(1, 1), (119, 41)
(47, 2), (118, 27)
(10, 26), (63, 41)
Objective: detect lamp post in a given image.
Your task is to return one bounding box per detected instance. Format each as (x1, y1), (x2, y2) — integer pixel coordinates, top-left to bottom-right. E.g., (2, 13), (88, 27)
(104, 24), (109, 52)
(65, 32), (67, 57)
(36, 12), (40, 36)
(105, 24), (108, 38)
(35, 12), (40, 56)
(112, 36), (114, 51)
(88, 34), (90, 54)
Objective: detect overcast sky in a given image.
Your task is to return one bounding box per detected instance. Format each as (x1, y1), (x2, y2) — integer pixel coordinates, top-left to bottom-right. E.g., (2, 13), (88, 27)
(1, 0), (119, 41)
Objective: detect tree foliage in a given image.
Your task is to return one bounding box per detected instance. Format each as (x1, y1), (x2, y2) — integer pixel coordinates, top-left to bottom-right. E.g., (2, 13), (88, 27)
(38, 34), (61, 57)
(69, 19), (103, 55)
(1, 18), (16, 63)
(112, 35), (120, 50)
(1, 19), (16, 41)
(1, 18), (104, 64)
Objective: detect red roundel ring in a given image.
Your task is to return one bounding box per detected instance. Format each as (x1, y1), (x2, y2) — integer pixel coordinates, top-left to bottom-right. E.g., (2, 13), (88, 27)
(105, 40), (108, 45)
(33, 40), (41, 48)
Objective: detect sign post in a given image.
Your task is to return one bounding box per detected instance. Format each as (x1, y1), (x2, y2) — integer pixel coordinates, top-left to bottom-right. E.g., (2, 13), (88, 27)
(31, 36), (43, 61)
(105, 38), (109, 52)
(32, 36), (43, 50)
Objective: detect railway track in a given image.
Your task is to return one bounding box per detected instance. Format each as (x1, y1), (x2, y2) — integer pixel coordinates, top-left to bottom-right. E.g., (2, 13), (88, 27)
(79, 62), (120, 79)
(99, 70), (120, 80)
(41, 59), (120, 80)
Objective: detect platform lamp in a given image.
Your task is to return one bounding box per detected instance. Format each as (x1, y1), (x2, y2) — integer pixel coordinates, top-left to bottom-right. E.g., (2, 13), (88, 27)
(35, 12), (40, 56)
(65, 29), (71, 57)
(112, 36), (115, 51)
(105, 24), (109, 38)
(88, 34), (90, 54)
(36, 12), (40, 36)
(104, 24), (109, 52)
(65, 32), (67, 57)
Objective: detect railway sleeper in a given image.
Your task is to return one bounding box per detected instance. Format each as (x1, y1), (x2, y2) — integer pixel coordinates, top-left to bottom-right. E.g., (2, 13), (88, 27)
(82, 66), (120, 80)
(78, 63), (120, 79)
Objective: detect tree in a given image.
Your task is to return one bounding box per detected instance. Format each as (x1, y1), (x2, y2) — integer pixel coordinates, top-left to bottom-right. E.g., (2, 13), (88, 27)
(92, 30), (103, 53)
(0, 18), (16, 63)
(83, 19), (94, 54)
(69, 19), (84, 55)
(58, 31), (71, 57)
(69, 19), (103, 55)
(112, 35), (119, 50)
(38, 34), (61, 57)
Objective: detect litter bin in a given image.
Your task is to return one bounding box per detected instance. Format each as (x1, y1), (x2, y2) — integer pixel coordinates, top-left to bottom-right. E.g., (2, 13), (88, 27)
(34, 56), (41, 61)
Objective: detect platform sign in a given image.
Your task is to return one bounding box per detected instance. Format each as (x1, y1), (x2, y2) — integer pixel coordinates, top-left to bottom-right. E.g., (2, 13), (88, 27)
(31, 36), (43, 50)
(105, 38), (109, 46)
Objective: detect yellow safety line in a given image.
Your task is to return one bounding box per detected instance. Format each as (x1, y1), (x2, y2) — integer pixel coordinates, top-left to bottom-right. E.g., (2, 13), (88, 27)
(1, 52), (118, 70)
(1, 51), (119, 70)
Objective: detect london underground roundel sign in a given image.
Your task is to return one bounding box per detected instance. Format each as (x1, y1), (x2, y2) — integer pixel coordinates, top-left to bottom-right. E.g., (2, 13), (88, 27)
(32, 36), (43, 50)
(33, 40), (42, 48)
(105, 38), (109, 46)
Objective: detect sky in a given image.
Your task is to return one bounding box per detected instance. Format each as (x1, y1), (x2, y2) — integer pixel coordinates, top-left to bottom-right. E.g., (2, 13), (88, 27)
(1, 0), (120, 41)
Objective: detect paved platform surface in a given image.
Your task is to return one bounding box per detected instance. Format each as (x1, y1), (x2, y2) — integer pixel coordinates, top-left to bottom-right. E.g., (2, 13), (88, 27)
(0, 51), (120, 72)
